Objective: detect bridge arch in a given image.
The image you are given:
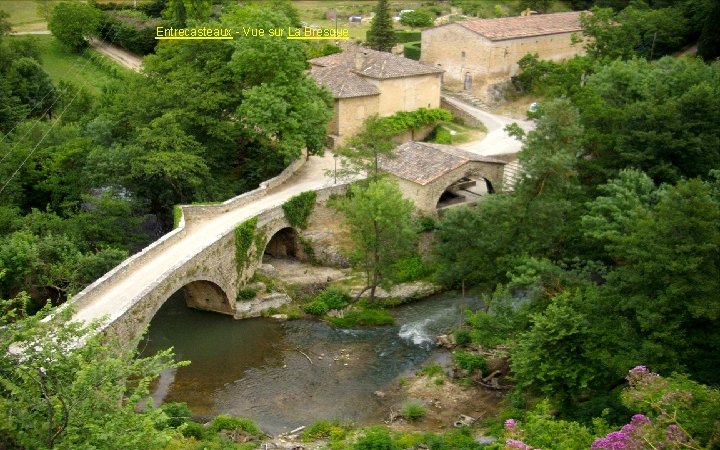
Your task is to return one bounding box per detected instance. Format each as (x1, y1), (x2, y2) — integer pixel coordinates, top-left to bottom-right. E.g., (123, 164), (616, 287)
(435, 174), (495, 211)
(181, 279), (234, 315)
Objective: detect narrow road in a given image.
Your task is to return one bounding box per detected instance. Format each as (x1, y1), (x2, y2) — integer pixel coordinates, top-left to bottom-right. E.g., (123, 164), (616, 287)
(71, 153), (337, 326)
(88, 38), (143, 72)
(442, 95), (534, 157)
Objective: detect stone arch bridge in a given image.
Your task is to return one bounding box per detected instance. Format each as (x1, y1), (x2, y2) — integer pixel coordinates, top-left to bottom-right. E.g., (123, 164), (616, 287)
(58, 147), (506, 346)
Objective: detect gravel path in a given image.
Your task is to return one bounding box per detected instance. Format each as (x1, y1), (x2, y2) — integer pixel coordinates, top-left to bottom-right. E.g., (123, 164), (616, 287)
(88, 38), (143, 72)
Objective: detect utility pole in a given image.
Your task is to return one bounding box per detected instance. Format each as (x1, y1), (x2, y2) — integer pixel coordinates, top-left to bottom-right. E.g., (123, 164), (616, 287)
(650, 30), (658, 59)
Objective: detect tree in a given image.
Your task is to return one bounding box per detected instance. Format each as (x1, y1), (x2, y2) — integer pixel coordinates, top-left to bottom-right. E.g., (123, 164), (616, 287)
(366, 0), (396, 52)
(0, 307), (184, 449)
(520, 0), (552, 13)
(399, 9), (433, 29)
(0, 10), (11, 37)
(333, 179), (416, 301)
(48, 2), (101, 51)
(697, 0), (720, 61)
(6, 57), (55, 119)
(335, 115), (397, 181)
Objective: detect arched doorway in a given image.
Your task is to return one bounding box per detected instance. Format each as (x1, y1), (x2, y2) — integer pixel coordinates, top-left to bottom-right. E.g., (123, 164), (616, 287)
(181, 280), (233, 315)
(436, 176), (492, 210)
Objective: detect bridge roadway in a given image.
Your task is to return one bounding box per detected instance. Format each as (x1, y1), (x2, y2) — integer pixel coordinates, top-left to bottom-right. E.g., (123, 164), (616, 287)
(68, 152), (337, 329)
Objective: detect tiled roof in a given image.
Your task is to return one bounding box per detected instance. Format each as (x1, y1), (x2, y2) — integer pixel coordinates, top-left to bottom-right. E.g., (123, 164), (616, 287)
(456, 11), (583, 41)
(379, 141), (505, 185)
(310, 65), (380, 98)
(309, 47), (443, 80)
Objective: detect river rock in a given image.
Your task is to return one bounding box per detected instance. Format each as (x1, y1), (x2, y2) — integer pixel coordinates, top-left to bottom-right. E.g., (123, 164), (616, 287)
(435, 334), (456, 349)
(248, 281), (267, 293)
(374, 390), (386, 398)
(453, 414), (476, 427)
(270, 314), (288, 320)
(351, 281), (442, 300)
(475, 436), (498, 445)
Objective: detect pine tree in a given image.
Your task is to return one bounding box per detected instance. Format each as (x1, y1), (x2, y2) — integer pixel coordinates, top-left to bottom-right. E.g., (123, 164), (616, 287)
(366, 0), (396, 52)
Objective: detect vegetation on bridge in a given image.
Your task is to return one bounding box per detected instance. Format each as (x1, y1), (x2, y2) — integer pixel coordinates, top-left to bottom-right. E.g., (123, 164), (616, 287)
(281, 191), (317, 230)
(234, 217), (257, 274)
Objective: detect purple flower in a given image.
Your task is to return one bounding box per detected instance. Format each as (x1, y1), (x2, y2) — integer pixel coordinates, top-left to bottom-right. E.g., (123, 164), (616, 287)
(629, 365), (649, 375)
(630, 414), (651, 425)
(506, 439), (532, 450)
(665, 424), (687, 443)
(505, 418), (517, 429)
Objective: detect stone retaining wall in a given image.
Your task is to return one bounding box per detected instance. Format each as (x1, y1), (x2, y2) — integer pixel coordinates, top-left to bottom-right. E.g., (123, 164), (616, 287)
(440, 97), (485, 128)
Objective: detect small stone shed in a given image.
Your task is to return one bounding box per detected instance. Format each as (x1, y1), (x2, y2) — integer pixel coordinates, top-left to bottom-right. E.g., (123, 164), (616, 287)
(379, 141), (506, 214)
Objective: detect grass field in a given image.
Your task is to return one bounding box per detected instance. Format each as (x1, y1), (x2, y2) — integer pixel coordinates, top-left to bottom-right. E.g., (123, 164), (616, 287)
(8, 34), (131, 95)
(1, 0), (149, 32)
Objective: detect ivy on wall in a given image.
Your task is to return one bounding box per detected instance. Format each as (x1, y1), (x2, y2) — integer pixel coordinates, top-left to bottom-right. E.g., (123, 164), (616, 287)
(234, 217), (257, 273)
(282, 191), (317, 230)
(377, 108), (452, 136)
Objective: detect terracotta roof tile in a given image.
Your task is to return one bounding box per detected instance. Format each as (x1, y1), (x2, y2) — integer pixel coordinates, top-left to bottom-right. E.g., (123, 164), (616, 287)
(310, 47), (443, 80)
(310, 65), (380, 98)
(379, 141), (505, 185)
(456, 11), (583, 41)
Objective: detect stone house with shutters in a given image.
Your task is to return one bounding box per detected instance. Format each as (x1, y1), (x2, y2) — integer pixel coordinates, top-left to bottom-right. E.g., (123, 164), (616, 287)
(309, 47), (443, 147)
(420, 11), (585, 102)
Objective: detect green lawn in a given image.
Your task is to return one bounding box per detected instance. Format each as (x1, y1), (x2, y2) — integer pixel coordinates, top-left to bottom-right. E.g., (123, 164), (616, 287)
(9, 35), (131, 95)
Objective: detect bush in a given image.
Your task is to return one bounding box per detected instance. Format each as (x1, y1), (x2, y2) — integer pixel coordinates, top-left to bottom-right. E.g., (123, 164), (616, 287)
(98, 10), (159, 55)
(418, 215), (436, 232)
(315, 287), (350, 310)
(301, 420), (346, 441)
(282, 191), (316, 230)
(401, 401), (427, 421)
(160, 402), (191, 428)
(453, 351), (488, 373)
(454, 329), (472, 346)
(303, 300), (329, 316)
(428, 126), (453, 144)
(392, 255), (432, 283)
(394, 31), (422, 43)
(181, 421), (206, 440)
(354, 427), (397, 450)
(208, 415), (262, 437)
(237, 288), (257, 300)
(403, 41), (421, 60)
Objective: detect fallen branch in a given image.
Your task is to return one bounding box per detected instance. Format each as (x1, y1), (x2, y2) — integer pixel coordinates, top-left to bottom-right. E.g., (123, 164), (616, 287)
(296, 348), (313, 365)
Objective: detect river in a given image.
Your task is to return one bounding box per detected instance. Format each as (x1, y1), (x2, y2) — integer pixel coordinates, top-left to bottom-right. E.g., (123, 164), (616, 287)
(140, 291), (483, 435)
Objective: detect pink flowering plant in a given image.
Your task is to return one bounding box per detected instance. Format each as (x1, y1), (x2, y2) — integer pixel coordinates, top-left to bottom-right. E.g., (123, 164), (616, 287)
(592, 366), (720, 449)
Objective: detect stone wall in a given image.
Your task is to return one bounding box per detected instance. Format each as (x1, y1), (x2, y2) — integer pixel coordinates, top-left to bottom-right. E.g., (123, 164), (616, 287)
(336, 94), (380, 146)
(440, 97), (485, 128)
(370, 73), (442, 115)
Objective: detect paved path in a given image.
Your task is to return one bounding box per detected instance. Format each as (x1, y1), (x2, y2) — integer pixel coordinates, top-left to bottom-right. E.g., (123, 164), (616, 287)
(442, 95), (534, 157)
(9, 30), (51, 35)
(88, 38), (143, 72)
(71, 153), (337, 325)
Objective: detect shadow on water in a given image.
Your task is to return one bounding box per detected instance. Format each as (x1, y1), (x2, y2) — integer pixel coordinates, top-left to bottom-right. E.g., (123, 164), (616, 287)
(139, 291), (483, 435)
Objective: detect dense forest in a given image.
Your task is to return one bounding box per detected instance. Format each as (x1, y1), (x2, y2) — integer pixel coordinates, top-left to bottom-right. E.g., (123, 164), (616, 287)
(1, 0), (719, 448)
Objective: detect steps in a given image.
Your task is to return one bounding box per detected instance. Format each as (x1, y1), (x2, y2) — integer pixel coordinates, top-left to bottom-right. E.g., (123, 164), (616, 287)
(444, 90), (490, 110)
(502, 159), (521, 191)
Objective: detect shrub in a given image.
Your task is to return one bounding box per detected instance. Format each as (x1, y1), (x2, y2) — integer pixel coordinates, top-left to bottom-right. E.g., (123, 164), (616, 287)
(237, 288), (256, 300)
(160, 402), (191, 428)
(429, 126), (453, 144)
(234, 217), (257, 271)
(401, 401), (427, 421)
(454, 329), (472, 346)
(354, 427), (397, 450)
(392, 255), (432, 283)
(418, 215), (436, 232)
(181, 421), (206, 439)
(208, 415), (262, 437)
(394, 31), (421, 43)
(403, 41), (421, 60)
(301, 420), (346, 441)
(303, 300), (329, 316)
(315, 287), (350, 310)
(453, 351), (488, 373)
(172, 205), (183, 229)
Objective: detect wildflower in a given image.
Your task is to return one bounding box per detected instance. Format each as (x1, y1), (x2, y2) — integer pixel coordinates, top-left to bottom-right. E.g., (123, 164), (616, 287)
(505, 418), (517, 429)
(506, 438), (532, 450)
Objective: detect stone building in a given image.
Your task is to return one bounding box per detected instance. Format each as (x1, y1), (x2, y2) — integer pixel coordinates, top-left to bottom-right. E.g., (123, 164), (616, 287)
(379, 141), (506, 214)
(420, 11), (584, 102)
(309, 47), (443, 147)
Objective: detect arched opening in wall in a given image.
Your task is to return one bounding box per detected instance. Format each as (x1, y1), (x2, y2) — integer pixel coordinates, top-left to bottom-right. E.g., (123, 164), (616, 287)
(263, 227), (305, 262)
(180, 280), (234, 315)
(436, 176), (493, 211)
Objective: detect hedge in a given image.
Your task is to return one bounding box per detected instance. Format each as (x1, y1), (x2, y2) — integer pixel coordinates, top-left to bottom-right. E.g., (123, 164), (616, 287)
(377, 107), (452, 136)
(404, 41), (421, 60)
(394, 30), (421, 43)
(98, 10), (159, 55)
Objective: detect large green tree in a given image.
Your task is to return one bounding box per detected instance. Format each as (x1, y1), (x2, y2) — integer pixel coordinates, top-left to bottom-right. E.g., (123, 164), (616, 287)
(48, 2), (101, 52)
(366, 0), (396, 52)
(333, 179), (416, 301)
(0, 308), (183, 449)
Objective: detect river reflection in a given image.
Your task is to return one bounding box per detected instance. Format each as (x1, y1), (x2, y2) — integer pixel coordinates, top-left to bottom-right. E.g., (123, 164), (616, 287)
(140, 291), (482, 435)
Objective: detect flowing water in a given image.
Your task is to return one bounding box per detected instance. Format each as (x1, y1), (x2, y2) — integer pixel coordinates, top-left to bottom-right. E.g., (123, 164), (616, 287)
(140, 291), (483, 435)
